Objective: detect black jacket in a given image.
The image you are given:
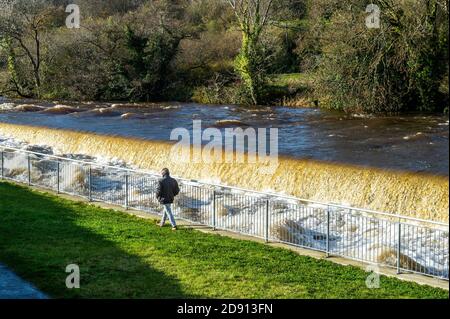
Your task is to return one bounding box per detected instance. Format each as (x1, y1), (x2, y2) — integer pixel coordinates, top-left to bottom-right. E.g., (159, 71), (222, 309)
(156, 175), (180, 204)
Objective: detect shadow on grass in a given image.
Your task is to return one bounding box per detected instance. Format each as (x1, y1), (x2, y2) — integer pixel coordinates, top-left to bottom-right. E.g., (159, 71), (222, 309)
(0, 182), (188, 298)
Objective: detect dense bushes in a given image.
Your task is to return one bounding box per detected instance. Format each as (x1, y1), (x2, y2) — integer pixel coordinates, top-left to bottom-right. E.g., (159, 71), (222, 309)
(0, 0), (448, 113)
(309, 0), (449, 113)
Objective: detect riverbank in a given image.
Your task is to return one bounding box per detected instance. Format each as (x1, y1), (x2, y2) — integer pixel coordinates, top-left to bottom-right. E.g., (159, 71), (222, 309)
(3, 70), (448, 113)
(0, 181), (447, 298)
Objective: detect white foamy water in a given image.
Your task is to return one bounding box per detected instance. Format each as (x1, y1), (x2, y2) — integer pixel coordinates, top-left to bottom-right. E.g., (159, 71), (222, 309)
(0, 103), (16, 111)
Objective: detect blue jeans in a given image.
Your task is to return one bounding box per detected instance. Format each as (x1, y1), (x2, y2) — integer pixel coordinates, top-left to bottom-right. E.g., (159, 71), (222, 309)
(161, 204), (177, 227)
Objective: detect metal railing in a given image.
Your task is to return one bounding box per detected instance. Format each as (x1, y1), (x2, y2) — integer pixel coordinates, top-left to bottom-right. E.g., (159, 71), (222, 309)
(1, 146), (448, 280)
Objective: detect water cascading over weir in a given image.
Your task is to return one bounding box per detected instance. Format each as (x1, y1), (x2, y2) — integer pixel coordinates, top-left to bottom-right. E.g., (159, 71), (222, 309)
(0, 122), (448, 223)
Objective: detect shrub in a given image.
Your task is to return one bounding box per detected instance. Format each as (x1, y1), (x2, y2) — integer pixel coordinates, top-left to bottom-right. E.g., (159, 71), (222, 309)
(312, 0), (449, 113)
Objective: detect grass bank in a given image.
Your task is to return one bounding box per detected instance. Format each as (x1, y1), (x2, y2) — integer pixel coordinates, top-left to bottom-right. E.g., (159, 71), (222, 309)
(0, 182), (447, 299)
(268, 73), (316, 107)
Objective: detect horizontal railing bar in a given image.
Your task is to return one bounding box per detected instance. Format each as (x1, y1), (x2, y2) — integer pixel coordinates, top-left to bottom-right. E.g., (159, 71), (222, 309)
(1, 146), (448, 228)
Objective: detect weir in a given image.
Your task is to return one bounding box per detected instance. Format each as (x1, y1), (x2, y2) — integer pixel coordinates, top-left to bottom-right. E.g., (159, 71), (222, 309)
(0, 122), (448, 222)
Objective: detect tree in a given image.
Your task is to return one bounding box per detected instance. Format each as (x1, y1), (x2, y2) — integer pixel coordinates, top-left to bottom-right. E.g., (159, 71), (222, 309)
(0, 0), (56, 98)
(72, 0), (197, 101)
(227, 0), (276, 105)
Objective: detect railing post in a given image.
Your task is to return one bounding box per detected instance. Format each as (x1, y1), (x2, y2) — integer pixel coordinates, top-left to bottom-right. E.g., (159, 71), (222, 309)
(27, 154), (31, 185)
(397, 222), (402, 274)
(265, 199), (270, 243)
(57, 161), (60, 194)
(1, 150), (4, 179)
(326, 206), (331, 257)
(212, 190), (216, 230)
(88, 166), (92, 202)
(125, 174), (129, 210)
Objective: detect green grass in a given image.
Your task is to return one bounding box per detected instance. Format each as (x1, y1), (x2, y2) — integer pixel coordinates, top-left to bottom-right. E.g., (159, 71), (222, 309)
(270, 73), (313, 88)
(267, 73), (317, 107)
(0, 181), (448, 299)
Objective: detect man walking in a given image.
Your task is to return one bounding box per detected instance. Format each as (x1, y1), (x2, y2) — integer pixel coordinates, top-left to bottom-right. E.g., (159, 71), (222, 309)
(156, 168), (180, 231)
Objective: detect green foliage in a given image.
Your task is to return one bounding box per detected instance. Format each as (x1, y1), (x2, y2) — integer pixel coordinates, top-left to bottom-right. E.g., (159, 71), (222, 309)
(311, 0), (449, 113)
(105, 26), (182, 101)
(192, 81), (249, 105)
(0, 182), (447, 298)
(0, 0), (448, 113)
(229, 0), (280, 105)
(233, 38), (268, 105)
